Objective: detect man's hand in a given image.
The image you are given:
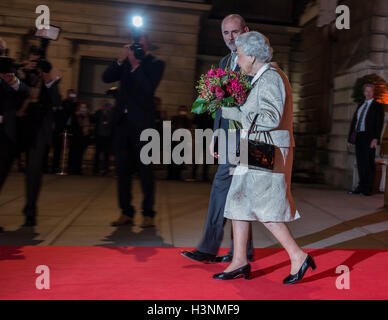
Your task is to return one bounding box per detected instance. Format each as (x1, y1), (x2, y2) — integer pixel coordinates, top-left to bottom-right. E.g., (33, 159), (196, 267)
(370, 139), (378, 149)
(0, 72), (17, 85)
(127, 44), (142, 71)
(118, 44), (131, 64)
(118, 44), (142, 70)
(347, 142), (353, 149)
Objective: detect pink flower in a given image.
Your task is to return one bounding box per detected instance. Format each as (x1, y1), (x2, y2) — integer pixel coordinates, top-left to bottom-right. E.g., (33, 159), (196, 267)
(206, 69), (216, 77)
(210, 85), (218, 93)
(215, 86), (225, 99)
(216, 68), (227, 77)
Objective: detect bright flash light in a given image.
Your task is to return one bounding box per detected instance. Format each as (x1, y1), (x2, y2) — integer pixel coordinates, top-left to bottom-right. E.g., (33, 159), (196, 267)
(132, 16), (143, 28)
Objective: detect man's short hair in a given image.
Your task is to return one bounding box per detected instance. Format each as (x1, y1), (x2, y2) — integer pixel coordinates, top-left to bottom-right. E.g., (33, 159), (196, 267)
(222, 14), (247, 29)
(363, 83), (375, 91)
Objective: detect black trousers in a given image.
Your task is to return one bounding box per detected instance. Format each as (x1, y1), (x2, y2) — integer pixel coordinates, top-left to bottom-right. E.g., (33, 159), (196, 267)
(68, 135), (88, 174)
(94, 136), (111, 173)
(52, 131), (63, 171)
(0, 117), (51, 217)
(115, 120), (155, 218)
(355, 132), (376, 193)
(197, 163), (254, 256)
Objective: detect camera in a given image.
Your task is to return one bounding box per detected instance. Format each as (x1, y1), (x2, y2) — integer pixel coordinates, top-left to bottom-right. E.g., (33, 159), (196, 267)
(0, 57), (15, 74)
(130, 34), (145, 60)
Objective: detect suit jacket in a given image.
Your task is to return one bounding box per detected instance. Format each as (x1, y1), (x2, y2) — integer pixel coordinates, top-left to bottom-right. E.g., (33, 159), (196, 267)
(0, 79), (29, 142)
(102, 54), (165, 130)
(20, 80), (61, 148)
(213, 53), (241, 162)
(347, 99), (385, 144)
(222, 63), (295, 148)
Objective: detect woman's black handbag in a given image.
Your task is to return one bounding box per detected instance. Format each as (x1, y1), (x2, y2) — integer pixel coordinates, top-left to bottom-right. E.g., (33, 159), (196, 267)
(247, 114), (275, 170)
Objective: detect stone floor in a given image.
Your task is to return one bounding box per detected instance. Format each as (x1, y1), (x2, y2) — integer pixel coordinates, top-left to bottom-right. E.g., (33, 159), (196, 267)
(0, 172), (388, 249)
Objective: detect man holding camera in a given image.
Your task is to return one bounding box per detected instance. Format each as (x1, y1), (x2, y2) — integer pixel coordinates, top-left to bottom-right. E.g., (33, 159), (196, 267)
(0, 41), (61, 227)
(0, 39), (30, 232)
(103, 34), (165, 228)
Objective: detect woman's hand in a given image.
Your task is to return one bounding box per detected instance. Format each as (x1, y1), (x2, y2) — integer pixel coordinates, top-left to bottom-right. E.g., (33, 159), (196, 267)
(209, 138), (219, 159)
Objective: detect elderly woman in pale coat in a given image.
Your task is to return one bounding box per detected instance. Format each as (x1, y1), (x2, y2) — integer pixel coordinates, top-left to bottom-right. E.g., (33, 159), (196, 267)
(213, 31), (316, 284)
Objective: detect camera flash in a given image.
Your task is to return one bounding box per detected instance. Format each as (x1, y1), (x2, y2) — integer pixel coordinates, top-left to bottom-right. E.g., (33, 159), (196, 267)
(132, 16), (143, 28)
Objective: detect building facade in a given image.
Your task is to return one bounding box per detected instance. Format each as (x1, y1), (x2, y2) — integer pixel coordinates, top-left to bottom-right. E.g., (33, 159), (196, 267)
(1, 0), (388, 188)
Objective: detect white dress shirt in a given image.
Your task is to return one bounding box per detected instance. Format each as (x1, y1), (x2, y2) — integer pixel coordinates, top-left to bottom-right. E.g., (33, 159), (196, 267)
(230, 52), (238, 71)
(356, 98), (374, 132)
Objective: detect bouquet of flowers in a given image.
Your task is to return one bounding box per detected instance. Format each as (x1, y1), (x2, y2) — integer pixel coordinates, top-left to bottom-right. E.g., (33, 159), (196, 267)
(191, 66), (253, 128)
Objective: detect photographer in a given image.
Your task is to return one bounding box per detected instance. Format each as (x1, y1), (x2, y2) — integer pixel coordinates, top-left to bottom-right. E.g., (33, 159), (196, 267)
(68, 102), (92, 175)
(102, 34), (165, 228)
(51, 89), (77, 173)
(0, 39), (30, 232)
(11, 46), (61, 227)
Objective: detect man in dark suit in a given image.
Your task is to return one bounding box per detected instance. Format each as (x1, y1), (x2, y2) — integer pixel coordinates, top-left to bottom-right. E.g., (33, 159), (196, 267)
(1, 40), (62, 227)
(348, 83), (385, 196)
(0, 49), (30, 232)
(103, 35), (165, 228)
(181, 14), (254, 263)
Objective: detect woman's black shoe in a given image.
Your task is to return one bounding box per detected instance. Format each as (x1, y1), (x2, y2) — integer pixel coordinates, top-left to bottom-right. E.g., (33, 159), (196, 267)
(213, 264), (251, 280)
(216, 254), (254, 263)
(283, 254), (316, 285)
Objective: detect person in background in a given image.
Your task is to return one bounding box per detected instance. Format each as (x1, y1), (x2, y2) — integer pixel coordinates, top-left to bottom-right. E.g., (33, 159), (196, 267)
(2, 43), (61, 227)
(93, 101), (113, 175)
(103, 34), (165, 228)
(168, 105), (192, 181)
(0, 38), (30, 232)
(153, 97), (166, 135)
(51, 89), (77, 173)
(68, 102), (91, 175)
(348, 84), (385, 196)
(189, 113), (214, 182)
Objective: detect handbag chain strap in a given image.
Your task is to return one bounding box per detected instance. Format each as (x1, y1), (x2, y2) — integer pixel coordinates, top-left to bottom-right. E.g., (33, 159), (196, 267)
(248, 114), (275, 145)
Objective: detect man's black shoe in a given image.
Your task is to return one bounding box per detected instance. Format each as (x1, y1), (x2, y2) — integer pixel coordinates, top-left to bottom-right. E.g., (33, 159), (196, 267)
(361, 191), (373, 196)
(0, 226), (4, 233)
(181, 250), (217, 263)
(348, 187), (361, 195)
(216, 254), (254, 263)
(22, 217), (36, 227)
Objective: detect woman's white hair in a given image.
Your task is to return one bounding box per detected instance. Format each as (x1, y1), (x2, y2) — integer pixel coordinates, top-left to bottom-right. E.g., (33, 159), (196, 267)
(235, 31), (273, 63)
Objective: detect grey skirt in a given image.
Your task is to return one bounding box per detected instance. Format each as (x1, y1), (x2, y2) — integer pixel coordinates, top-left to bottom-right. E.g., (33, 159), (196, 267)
(224, 147), (300, 222)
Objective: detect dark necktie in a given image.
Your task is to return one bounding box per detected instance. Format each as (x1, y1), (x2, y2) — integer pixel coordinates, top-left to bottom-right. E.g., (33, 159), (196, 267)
(356, 101), (369, 132)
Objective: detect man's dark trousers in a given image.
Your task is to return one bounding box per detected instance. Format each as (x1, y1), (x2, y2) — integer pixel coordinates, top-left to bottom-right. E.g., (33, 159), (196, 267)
(197, 109), (253, 257)
(115, 116), (155, 218)
(355, 132), (376, 194)
(0, 115), (52, 218)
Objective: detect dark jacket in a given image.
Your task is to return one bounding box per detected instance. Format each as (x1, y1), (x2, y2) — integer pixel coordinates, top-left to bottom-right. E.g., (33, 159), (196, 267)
(102, 54), (165, 130)
(348, 99), (385, 144)
(20, 80), (61, 148)
(93, 109), (113, 137)
(0, 79), (29, 142)
(54, 98), (77, 133)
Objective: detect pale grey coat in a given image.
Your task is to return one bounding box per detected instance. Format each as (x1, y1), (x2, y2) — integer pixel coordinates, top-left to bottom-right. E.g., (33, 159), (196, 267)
(221, 63), (300, 222)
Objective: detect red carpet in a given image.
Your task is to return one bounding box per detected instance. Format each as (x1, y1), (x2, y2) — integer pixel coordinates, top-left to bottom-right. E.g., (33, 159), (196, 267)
(0, 246), (387, 300)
